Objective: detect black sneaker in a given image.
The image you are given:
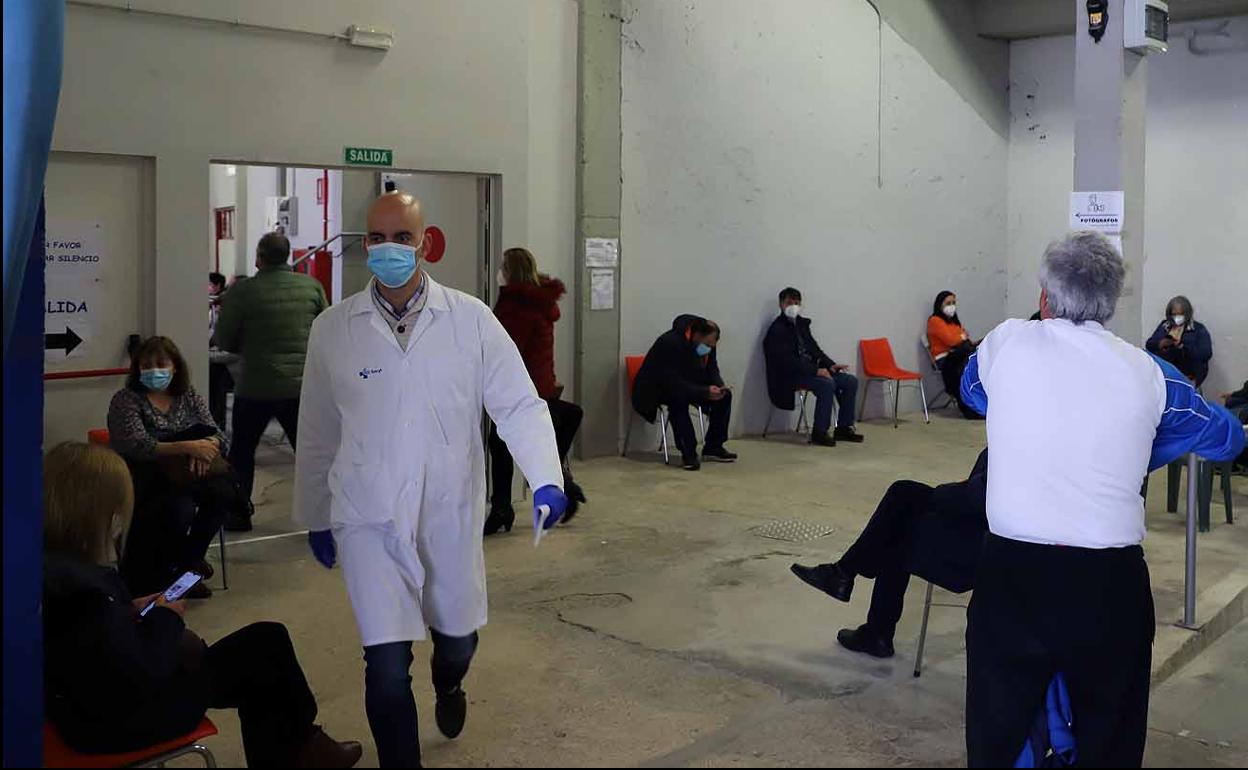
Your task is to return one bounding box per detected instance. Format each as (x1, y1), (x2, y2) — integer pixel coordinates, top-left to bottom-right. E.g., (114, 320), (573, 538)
(681, 454), (702, 471)
(833, 426), (865, 443)
(836, 625), (895, 659)
(811, 431), (837, 447)
(435, 687), (468, 739)
(702, 446), (738, 463)
(790, 562), (854, 602)
(483, 502), (515, 536)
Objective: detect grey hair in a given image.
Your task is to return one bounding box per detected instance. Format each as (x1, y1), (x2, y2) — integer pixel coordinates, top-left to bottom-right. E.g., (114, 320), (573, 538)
(1038, 231), (1125, 324)
(1165, 295), (1194, 324)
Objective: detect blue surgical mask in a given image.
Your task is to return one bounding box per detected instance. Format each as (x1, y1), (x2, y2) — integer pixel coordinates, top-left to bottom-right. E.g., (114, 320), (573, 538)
(695, 343), (713, 357)
(140, 368), (173, 392)
(367, 242), (422, 289)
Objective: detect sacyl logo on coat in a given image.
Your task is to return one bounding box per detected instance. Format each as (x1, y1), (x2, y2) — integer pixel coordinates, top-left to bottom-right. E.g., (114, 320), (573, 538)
(359, 367), (383, 379)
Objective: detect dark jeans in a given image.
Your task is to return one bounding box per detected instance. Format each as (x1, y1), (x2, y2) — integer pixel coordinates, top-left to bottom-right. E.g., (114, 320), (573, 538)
(208, 622), (319, 767)
(664, 388), (732, 459)
(489, 398), (583, 507)
(229, 397), (300, 503)
(208, 362), (234, 430)
(937, 344), (978, 418)
(966, 534), (1153, 768)
(363, 630), (479, 769)
(120, 464), (233, 595)
(797, 373), (857, 433)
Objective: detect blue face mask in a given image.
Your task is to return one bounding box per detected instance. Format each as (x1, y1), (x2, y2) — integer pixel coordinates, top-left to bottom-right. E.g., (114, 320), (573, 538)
(695, 343), (713, 357)
(140, 368), (173, 392)
(367, 242), (422, 289)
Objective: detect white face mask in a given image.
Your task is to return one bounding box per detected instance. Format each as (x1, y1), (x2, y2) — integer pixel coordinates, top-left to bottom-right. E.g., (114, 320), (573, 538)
(943, 304), (958, 318)
(784, 304), (802, 319)
(497, 269), (508, 287)
(1171, 314), (1186, 327)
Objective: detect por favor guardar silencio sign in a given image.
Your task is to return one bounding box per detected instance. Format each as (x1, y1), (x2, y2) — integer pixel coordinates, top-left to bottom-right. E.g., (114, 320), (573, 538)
(344, 147), (394, 167)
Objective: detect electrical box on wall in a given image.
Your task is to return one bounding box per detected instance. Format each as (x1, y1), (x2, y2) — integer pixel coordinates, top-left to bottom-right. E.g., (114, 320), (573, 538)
(265, 196), (298, 236)
(1125, 0), (1169, 54)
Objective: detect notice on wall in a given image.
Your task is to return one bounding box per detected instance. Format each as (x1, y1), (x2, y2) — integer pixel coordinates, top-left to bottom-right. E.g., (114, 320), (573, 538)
(585, 237), (619, 268)
(1070, 191), (1124, 233)
(44, 223), (104, 362)
(590, 269), (615, 311)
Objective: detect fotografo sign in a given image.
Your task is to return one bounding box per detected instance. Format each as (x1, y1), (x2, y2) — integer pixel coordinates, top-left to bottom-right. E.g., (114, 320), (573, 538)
(344, 146), (394, 167)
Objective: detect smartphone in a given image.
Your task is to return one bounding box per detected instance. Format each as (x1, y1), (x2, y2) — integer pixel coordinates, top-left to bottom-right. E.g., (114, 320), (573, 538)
(140, 570), (203, 617)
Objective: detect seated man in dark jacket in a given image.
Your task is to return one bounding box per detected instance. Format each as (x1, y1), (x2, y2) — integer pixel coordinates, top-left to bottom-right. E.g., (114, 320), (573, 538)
(791, 449), (988, 658)
(764, 288), (864, 447)
(632, 315), (736, 470)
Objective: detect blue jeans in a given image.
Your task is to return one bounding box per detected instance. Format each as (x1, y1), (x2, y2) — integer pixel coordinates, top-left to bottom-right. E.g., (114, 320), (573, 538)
(363, 630), (479, 768)
(797, 372), (858, 434)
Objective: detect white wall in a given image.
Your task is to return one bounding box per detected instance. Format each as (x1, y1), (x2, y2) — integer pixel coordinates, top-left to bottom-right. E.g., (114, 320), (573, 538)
(242, 166), (280, 279)
(1006, 17), (1248, 396)
(54, 0), (578, 394)
(620, 0), (1009, 435)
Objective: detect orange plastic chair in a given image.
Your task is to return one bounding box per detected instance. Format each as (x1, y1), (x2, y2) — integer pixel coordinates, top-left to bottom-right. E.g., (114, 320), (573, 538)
(620, 355), (703, 463)
(858, 338), (929, 428)
(87, 429), (111, 446)
(44, 717), (218, 768)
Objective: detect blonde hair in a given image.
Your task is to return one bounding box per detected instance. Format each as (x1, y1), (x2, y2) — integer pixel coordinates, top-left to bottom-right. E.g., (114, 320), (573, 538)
(44, 442), (135, 566)
(501, 247), (541, 287)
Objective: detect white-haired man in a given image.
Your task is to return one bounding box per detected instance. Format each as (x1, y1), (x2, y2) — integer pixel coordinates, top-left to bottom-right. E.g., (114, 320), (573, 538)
(959, 231), (1243, 767)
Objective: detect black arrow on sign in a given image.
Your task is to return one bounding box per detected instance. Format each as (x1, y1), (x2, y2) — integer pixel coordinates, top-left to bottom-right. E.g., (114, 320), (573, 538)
(45, 327), (84, 356)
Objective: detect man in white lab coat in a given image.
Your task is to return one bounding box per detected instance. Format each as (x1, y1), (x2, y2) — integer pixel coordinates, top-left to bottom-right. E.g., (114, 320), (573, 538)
(294, 193), (567, 768)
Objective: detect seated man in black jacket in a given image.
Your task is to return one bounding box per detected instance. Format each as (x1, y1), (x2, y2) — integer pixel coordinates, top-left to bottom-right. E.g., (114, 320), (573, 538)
(764, 288), (864, 447)
(632, 315), (736, 470)
(791, 449), (988, 658)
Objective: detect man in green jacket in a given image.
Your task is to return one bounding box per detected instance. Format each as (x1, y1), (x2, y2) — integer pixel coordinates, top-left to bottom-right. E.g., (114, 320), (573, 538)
(216, 232), (328, 530)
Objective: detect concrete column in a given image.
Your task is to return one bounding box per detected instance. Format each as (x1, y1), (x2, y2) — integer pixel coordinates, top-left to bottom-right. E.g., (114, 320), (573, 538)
(573, 0), (623, 458)
(1074, 0), (1148, 341)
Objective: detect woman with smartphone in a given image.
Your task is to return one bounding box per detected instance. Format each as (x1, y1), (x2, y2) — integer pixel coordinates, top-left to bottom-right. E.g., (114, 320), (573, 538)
(42, 442), (362, 767)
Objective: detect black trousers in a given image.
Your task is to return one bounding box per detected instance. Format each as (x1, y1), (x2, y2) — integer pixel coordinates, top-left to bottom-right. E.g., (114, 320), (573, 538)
(937, 344), (978, 417)
(229, 397), (300, 503)
(207, 622), (319, 767)
(489, 398), (583, 507)
(120, 465), (233, 596)
(966, 534), (1154, 768)
(665, 388), (732, 459)
(208, 362), (234, 430)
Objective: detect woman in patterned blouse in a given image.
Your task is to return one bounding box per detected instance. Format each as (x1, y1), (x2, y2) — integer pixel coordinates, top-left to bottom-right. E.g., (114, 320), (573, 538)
(107, 336), (238, 598)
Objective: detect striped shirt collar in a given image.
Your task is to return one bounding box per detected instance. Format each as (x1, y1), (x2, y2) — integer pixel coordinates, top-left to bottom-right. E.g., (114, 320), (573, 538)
(371, 272), (428, 322)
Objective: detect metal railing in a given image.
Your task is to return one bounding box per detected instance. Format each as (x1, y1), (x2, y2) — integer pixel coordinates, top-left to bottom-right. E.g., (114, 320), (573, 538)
(291, 232), (366, 269)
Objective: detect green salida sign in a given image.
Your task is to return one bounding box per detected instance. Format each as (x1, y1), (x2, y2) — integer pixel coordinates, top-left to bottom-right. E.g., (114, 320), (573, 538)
(344, 147), (394, 167)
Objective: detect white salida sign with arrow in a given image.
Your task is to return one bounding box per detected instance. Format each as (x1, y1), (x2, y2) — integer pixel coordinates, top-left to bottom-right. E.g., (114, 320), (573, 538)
(44, 223), (103, 362)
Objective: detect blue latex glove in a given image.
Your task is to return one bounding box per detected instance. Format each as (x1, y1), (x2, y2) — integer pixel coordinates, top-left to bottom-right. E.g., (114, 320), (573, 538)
(308, 529), (336, 568)
(533, 485), (569, 531)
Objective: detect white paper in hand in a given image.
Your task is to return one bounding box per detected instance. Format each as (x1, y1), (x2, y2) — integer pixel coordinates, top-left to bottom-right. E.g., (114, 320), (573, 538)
(533, 504), (552, 548)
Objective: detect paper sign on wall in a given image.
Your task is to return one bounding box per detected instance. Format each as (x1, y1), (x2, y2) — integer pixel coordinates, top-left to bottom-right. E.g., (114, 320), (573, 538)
(590, 269), (615, 311)
(585, 238), (619, 268)
(1070, 191), (1124, 233)
(44, 224), (104, 362)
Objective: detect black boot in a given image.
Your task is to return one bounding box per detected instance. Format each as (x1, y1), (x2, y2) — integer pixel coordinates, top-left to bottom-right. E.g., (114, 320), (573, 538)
(435, 686), (468, 739)
(563, 477), (586, 523)
(811, 431), (837, 448)
(833, 426), (865, 443)
(483, 502), (515, 536)
(836, 625), (895, 659)
(790, 562), (854, 602)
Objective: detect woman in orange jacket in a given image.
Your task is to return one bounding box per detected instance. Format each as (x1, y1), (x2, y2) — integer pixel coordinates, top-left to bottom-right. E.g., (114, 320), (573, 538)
(927, 291), (981, 419)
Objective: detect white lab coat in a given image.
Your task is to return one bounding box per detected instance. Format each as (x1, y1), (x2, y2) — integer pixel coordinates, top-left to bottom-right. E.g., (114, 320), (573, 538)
(294, 276), (563, 645)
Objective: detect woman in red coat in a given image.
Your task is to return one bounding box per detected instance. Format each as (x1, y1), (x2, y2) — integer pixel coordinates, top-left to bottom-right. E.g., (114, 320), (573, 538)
(486, 248), (586, 535)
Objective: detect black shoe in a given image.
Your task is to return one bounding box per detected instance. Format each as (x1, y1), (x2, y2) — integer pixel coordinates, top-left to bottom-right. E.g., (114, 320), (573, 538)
(195, 560), (215, 582)
(681, 454), (701, 471)
(294, 725), (364, 768)
(702, 446), (739, 463)
(187, 581), (213, 600)
(836, 626), (895, 659)
(224, 514), (253, 533)
(811, 432), (837, 447)
(833, 426), (865, 443)
(562, 479), (586, 524)
(483, 503), (515, 536)
(435, 687), (468, 739)
(790, 562), (854, 602)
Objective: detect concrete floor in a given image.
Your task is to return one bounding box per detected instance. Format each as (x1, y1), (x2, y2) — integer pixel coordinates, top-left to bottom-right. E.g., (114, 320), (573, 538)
(181, 412), (1248, 767)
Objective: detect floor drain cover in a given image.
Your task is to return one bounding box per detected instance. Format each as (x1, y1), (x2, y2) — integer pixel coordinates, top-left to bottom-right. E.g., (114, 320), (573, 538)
(753, 519), (836, 542)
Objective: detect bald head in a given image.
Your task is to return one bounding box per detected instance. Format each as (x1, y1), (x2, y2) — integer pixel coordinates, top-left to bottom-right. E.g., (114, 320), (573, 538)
(366, 192), (426, 251)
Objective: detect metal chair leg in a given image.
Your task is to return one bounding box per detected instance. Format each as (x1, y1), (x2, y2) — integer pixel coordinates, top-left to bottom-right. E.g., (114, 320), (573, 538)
(659, 407), (671, 465)
(858, 379), (871, 421)
(622, 412), (634, 457)
(797, 391), (811, 434)
(697, 407), (706, 443)
(892, 379), (901, 428)
(919, 381), (930, 424)
(914, 582), (935, 678)
(763, 406), (774, 438)
(218, 527), (228, 591)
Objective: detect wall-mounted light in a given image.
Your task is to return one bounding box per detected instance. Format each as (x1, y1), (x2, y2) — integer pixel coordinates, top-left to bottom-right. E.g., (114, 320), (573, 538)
(1087, 0), (1108, 43)
(346, 25), (394, 51)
